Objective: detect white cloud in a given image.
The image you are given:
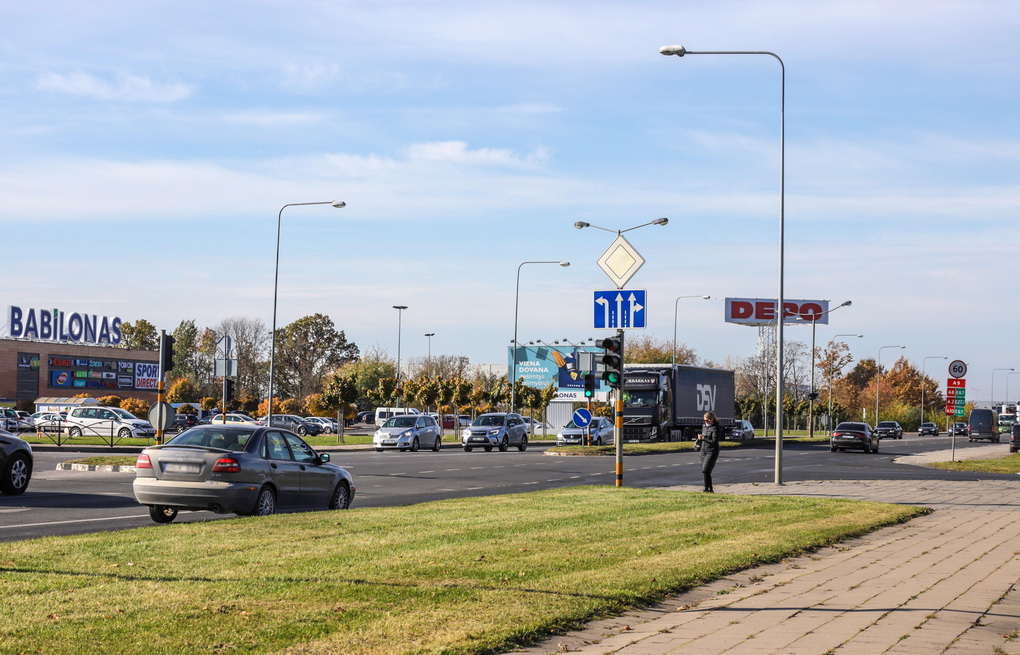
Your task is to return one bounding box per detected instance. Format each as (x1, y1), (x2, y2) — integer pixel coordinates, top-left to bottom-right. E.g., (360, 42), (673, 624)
(403, 141), (548, 168)
(34, 72), (192, 103)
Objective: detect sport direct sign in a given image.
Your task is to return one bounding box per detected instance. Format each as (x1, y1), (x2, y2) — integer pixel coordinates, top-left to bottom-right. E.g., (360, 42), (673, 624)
(725, 298), (830, 326)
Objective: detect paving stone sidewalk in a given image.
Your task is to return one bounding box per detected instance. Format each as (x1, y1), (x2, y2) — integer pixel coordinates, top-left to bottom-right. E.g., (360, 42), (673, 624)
(513, 473), (1020, 655)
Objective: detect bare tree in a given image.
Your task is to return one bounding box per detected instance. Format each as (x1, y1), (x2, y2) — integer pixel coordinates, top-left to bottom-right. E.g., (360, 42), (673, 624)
(216, 316), (270, 400)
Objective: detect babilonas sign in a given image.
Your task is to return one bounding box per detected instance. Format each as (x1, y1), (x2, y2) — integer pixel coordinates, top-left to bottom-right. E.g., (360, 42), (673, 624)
(724, 298), (830, 325)
(7, 305), (123, 345)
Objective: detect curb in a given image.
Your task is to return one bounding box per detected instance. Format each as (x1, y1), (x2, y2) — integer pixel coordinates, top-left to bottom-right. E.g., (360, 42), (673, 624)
(56, 462), (137, 473)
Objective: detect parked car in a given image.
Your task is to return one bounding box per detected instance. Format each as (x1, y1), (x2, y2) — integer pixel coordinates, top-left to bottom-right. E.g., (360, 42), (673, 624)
(874, 421), (904, 440)
(373, 414), (442, 452)
(356, 411), (375, 424)
(1011, 423), (1020, 454)
(918, 422), (940, 437)
(0, 408), (30, 432)
(522, 416), (554, 432)
(942, 420), (966, 436)
(171, 414), (200, 432)
(374, 407), (420, 427)
(258, 414), (322, 437)
(305, 417), (338, 434)
(556, 416), (615, 446)
(968, 408), (999, 442)
(728, 420), (755, 440)
(211, 413), (260, 426)
(29, 411), (65, 431)
(0, 429), (32, 495)
(132, 425), (354, 523)
(830, 422), (879, 453)
(64, 406), (156, 439)
(461, 412), (529, 452)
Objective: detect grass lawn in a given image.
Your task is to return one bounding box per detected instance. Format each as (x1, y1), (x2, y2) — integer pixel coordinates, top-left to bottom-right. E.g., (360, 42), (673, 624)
(928, 452), (1020, 474)
(548, 436), (829, 456)
(0, 486), (923, 655)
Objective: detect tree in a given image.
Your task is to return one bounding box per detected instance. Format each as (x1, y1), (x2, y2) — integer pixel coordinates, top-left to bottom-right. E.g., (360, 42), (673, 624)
(177, 403), (198, 416)
(118, 319), (159, 351)
(279, 398), (304, 415)
(370, 378), (400, 408)
(166, 377), (200, 404)
(273, 314), (359, 398)
(624, 335), (698, 365)
(407, 354), (470, 380)
(217, 316), (269, 401)
(340, 347), (397, 410)
(322, 371), (360, 441)
(171, 320), (201, 381)
(97, 395), (122, 407)
(121, 397), (149, 417)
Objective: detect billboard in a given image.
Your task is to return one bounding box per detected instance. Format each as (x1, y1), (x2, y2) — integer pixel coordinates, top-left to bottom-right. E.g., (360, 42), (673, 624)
(725, 298), (830, 326)
(507, 345), (606, 401)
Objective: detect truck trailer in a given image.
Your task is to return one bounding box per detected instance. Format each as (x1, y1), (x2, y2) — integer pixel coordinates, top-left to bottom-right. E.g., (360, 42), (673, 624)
(621, 364), (736, 442)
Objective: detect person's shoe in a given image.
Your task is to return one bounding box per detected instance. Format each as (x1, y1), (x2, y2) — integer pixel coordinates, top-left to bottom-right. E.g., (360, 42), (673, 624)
(703, 488), (714, 493)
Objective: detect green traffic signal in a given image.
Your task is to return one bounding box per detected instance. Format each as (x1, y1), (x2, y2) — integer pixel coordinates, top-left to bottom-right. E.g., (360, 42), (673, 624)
(583, 373), (595, 398)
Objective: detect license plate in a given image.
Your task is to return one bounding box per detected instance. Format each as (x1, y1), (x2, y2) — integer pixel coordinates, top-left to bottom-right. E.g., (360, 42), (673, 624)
(163, 462), (201, 474)
(383, 440), (396, 445)
(470, 437), (486, 442)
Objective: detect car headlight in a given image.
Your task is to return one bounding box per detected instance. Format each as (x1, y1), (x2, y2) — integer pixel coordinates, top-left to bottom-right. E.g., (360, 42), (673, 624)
(488, 429), (501, 436)
(399, 430), (412, 439)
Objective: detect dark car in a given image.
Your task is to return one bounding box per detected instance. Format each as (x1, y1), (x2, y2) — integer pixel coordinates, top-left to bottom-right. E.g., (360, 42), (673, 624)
(874, 421), (904, 440)
(1011, 423), (1020, 454)
(830, 422), (879, 453)
(0, 429), (33, 495)
(132, 425), (354, 523)
(461, 412), (529, 452)
(949, 422), (969, 436)
(918, 422), (939, 437)
(172, 414), (200, 432)
(260, 414), (322, 437)
(968, 409), (999, 442)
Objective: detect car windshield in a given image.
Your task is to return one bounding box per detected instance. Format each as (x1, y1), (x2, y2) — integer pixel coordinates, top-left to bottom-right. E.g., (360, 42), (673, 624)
(835, 423), (868, 432)
(167, 427), (252, 451)
(110, 408), (138, 419)
(384, 416), (417, 428)
(877, 422), (897, 428)
(473, 415), (506, 427)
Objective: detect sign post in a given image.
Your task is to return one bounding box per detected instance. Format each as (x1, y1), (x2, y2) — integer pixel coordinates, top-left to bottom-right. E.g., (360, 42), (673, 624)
(947, 361), (967, 461)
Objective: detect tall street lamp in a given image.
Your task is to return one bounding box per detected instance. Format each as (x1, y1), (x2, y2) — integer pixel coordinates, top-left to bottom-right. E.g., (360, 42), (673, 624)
(393, 306), (407, 407)
(673, 295), (711, 365)
(511, 261), (570, 414)
(661, 44), (787, 484)
(424, 333), (435, 377)
(268, 200), (345, 423)
(992, 368), (1015, 410)
(920, 356), (947, 426)
(1007, 372), (1020, 412)
(808, 301), (852, 437)
(828, 334), (862, 428)
(876, 345), (906, 424)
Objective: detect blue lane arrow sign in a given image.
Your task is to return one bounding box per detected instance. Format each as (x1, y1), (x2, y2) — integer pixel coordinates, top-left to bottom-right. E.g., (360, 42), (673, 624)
(594, 289), (646, 329)
(573, 408), (593, 427)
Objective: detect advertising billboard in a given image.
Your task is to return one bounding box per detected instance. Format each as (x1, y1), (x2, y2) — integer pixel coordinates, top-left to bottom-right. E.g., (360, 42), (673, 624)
(724, 298), (830, 326)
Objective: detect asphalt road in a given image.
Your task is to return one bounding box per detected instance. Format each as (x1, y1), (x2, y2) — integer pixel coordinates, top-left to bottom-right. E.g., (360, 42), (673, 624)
(0, 434), (1012, 543)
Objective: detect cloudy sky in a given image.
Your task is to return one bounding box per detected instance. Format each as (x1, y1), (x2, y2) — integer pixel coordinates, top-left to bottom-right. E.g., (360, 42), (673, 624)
(2, 1), (1018, 401)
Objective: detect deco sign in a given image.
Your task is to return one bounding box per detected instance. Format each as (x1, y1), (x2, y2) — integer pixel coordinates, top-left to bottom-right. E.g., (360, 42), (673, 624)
(8, 306), (123, 345)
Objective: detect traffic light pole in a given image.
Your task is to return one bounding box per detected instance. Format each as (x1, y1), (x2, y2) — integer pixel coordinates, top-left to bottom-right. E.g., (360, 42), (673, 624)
(614, 329), (624, 487)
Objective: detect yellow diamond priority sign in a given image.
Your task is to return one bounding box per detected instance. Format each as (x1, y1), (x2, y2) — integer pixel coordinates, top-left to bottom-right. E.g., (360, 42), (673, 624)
(597, 234), (645, 289)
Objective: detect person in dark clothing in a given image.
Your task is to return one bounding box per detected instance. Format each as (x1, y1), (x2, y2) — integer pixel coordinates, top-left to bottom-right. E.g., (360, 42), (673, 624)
(697, 411), (721, 492)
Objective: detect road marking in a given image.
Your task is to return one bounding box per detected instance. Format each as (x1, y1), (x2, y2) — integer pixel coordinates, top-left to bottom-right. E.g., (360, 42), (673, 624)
(0, 514), (149, 529)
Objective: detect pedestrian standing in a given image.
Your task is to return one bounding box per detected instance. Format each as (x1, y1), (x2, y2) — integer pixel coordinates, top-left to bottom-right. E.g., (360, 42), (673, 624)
(696, 411), (721, 493)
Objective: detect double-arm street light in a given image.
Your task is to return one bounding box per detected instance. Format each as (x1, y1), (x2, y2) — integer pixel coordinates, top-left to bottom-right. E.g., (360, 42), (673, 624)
(807, 301), (852, 437)
(393, 305), (408, 406)
(991, 368), (1015, 411)
(511, 261), (570, 414)
(828, 334), (862, 428)
(661, 44), (787, 484)
(673, 295), (711, 365)
(573, 217), (669, 234)
(268, 200), (345, 423)
(920, 356), (948, 426)
(876, 345), (906, 424)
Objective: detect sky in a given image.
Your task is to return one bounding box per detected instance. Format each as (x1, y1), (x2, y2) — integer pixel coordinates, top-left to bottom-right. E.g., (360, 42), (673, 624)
(2, 1), (1018, 402)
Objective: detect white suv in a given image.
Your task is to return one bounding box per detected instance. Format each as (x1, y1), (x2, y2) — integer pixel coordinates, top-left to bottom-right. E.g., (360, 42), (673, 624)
(65, 406), (156, 439)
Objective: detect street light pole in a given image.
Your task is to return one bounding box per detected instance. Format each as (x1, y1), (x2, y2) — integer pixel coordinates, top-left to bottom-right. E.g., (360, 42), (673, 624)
(393, 305), (407, 407)
(991, 368), (1014, 411)
(920, 356), (947, 426)
(424, 333), (435, 377)
(808, 301), (851, 437)
(660, 44), (786, 484)
(876, 345), (906, 424)
(512, 261), (570, 414)
(268, 200), (345, 424)
(828, 334), (862, 428)
(1007, 372), (1020, 415)
(673, 295), (710, 366)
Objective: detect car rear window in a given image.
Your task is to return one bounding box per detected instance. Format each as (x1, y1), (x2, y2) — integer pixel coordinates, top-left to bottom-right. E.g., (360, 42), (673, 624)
(167, 427), (252, 451)
(835, 423), (868, 432)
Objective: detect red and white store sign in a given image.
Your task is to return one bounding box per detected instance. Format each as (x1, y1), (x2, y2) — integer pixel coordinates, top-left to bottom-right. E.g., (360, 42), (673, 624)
(724, 298), (830, 326)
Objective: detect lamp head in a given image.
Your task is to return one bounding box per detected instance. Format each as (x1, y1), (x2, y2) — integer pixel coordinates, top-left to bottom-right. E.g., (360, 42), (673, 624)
(573, 222), (590, 230)
(659, 45), (687, 57)
(331, 201), (346, 208)
(652, 217), (669, 226)
(702, 295), (711, 299)
(559, 261), (570, 267)
(840, 300), (852, 307)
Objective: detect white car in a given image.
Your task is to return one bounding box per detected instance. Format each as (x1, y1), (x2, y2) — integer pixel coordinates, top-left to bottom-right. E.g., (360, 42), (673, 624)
(29, 412), (64, 432)
(211, 413), (260, 425)
(64, 406), (156, 439)
(556, 416), (615, 446)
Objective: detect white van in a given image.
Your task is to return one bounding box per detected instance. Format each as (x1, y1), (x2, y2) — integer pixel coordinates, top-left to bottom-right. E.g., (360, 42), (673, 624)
(65, 406), (156, 439)
(374, 406), (420, 427)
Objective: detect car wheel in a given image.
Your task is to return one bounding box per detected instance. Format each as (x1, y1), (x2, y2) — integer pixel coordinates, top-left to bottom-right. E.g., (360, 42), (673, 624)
(432, 435), (442, 451)
(410, 437), (420, 452)
(297, 426), (307, 436)
(594, 437), (603, 446)
(484, 446), (493, 452)
(464, 446), (473, 452)
(328, 482), (351, 510)
(375, 448), (383, 452)
(517, 435), (528, 452)
(829, 444), (836, 452)
(252, 486), (276, 516)
(1, 453), (31, 495)
(498, 437), (509, 452)
(69, 427), (82, 438)
(873, 441), (880, 453)
(149, 505), (178, 524)
(118, 427), (132, 440)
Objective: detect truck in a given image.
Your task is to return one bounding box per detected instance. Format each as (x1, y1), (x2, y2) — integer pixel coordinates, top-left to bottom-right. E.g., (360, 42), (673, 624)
(621, 364), (737, 442)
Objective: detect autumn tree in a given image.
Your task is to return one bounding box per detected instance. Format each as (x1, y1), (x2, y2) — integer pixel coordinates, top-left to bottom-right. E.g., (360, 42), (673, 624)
(119, 319), (159, 351)
(624, 335), (698, 365)
(121, 397), (149, 417)
(273, 314), (359, 398)
(166, 377), (200, 404)
(97, 395), (122, 407)
(217, 316), (269, 400)
(339, 347), (396, 410)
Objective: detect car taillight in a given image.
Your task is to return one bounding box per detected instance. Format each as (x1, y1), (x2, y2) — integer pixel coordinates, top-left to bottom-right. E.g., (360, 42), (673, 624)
(136, 454), (153, 469)
(212, 458), (241, 473)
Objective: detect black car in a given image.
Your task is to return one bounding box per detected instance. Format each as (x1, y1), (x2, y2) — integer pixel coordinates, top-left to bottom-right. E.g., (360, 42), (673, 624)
(830, 422), (879, 453)
(918, 422), (940, 437)
(949, 422), (969, 436)
(874, 421), (904, 439)
(172, 414), (200, 432)
(0, 429), (33, 495)
(1011, 423), (1020, 454)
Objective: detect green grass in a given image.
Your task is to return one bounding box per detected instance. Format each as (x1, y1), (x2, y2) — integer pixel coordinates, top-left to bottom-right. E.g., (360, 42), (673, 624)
(927, 453), (1020, 474)
(548, 436), (829, 456)
(65, 456), (139, 467)
(0, 486), (923, 655)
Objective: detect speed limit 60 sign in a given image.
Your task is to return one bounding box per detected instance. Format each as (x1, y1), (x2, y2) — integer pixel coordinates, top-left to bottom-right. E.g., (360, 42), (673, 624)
(949, 360), (967, 379)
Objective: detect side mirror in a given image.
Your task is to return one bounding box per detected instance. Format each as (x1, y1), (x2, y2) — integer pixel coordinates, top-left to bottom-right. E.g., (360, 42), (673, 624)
(319, 452), (331, 464)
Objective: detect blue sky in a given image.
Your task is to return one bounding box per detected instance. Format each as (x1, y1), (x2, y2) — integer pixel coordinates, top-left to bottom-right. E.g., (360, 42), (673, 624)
(2, 1), (1018, 401)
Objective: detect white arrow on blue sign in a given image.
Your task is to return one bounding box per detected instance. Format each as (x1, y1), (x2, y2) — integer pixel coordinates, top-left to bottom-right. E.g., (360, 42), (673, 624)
(572, 408), (593, 427)
(594, 289), (646, 329)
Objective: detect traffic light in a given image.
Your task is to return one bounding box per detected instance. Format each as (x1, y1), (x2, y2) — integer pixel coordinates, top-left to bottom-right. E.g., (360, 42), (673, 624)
(225, 378), (236, 401)
(597, 336), (623, 389)
(583, 373), (595, 399)
(160, 333), (175, 373)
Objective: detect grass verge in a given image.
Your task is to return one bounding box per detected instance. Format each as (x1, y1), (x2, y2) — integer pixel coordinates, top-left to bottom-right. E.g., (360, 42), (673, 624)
(927, 453), (1020, 474)
(548, 436), (829, 456)
(0, 486), (923, 655)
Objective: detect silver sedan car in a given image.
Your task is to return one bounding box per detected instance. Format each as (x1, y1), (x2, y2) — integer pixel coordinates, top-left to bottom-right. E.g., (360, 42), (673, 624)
(133, 425), (355, 523)
(373, 414), (442, 452)
(461, 412), (528, 452)
(557, 416), (615, 446)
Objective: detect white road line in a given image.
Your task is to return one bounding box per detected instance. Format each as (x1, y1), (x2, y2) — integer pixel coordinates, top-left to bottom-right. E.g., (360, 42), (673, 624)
(0, 514), (149, 529)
